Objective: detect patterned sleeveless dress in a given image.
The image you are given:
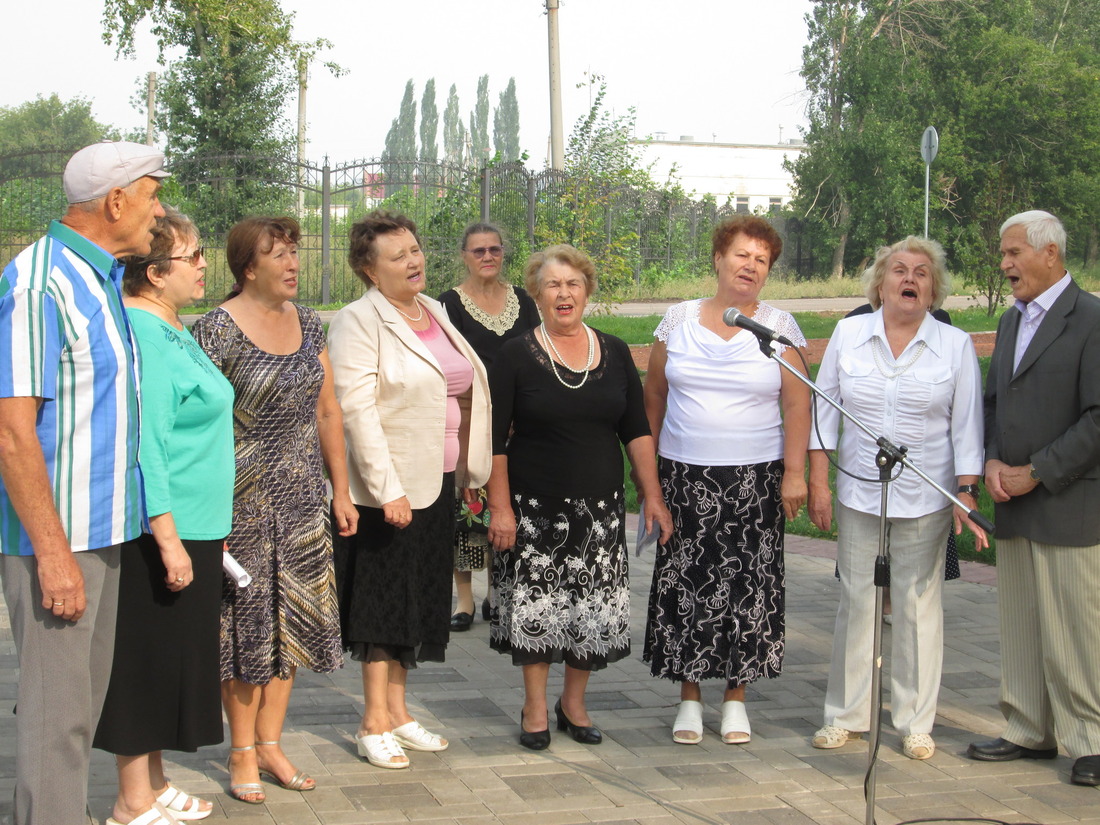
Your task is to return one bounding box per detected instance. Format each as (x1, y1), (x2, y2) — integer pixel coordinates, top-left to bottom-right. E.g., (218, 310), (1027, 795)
(192, 304), (342, 683)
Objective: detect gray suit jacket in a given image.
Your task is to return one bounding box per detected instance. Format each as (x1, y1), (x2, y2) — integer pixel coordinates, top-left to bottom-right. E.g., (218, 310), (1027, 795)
(984, 278), (1100, 544)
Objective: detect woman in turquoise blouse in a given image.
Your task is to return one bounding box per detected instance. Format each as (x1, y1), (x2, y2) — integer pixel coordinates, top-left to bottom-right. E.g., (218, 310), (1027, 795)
(93, 207), (235, 825)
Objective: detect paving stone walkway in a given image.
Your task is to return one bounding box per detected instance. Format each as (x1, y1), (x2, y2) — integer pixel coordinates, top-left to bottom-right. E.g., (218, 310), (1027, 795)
(1, 528), (1097, 825)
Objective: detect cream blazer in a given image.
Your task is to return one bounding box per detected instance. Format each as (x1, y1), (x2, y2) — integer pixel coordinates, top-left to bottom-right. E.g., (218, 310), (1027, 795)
(328, 288), (492, 509)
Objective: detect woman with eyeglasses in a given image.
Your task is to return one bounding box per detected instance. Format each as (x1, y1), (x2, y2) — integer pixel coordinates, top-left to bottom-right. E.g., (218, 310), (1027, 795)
(93, 207), (233, 823)
(437, 223), (540, 631)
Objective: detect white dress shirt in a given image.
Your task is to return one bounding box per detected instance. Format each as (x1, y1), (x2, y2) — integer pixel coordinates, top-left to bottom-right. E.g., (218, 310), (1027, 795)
(1013, 271), (1071, 371)
(810, 310), (984, 518)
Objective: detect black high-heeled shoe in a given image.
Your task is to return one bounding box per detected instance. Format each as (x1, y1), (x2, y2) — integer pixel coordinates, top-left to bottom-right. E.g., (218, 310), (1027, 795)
(554, 699), (602, 744)
(519, 710), (551, 750)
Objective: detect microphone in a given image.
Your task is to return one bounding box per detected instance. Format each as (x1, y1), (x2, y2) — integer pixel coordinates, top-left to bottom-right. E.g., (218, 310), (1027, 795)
(722, 307), (795, 347)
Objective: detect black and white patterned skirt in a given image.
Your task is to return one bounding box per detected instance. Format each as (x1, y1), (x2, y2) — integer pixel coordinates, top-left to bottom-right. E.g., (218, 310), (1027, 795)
(490, 489), (630, 670)
(643, 458), (786, 688)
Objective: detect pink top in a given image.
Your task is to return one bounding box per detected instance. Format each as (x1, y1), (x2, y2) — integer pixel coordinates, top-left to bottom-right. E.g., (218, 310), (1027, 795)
(415, 315), (474, 472)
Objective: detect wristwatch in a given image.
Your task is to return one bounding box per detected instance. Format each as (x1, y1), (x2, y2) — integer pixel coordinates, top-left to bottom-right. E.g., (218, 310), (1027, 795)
(1028, 464), (1041, 482)
(957, 484), (980, 497)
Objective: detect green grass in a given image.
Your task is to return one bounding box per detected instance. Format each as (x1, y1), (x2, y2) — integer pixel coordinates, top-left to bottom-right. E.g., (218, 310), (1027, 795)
(590, 307), (1006, 347)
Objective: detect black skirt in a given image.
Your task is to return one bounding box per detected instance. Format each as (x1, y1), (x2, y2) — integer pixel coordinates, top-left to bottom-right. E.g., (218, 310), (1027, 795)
(94, 534), (225, 755)
(334, 473), (455, 668)
(644, 458), (786, 689)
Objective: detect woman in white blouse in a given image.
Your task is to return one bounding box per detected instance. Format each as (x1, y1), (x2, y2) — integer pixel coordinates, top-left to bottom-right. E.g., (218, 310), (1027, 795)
(807, 236), (988, 761)
(642, 215), (811, 746)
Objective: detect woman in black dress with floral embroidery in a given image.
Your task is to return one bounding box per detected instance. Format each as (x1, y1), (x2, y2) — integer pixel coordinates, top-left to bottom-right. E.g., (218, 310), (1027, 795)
(486, 244), (672, 750)
(438, 222), (539, 631)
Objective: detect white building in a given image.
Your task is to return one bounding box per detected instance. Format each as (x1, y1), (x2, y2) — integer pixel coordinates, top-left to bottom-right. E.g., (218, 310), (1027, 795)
(635, 135), (806, 211)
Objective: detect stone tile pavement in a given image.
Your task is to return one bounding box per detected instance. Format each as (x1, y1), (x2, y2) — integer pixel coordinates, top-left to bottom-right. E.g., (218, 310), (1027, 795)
(1, 529), (1096, 825)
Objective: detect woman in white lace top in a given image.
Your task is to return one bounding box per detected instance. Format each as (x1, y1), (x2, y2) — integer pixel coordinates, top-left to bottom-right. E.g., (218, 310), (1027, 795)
(642, 215), (811, 747)
(438, 223), (540, 631)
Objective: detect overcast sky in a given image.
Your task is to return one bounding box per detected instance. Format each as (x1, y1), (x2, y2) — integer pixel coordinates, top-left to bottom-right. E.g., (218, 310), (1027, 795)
(4, 0), (813, 166)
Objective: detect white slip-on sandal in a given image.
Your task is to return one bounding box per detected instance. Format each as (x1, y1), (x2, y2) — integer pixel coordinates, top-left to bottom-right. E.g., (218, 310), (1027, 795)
(672, 700), (704, 744)
(720, 700), (751, 744)
(392, 720), (449, 752)
(356, 730), (410, 769)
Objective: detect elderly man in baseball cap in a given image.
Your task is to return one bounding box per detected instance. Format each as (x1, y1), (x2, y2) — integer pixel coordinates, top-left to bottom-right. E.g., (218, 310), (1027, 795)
(0, 141), (167, 825)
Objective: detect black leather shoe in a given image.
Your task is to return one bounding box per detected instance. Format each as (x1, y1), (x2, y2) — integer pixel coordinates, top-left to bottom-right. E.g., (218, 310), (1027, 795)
(966, 737), (1058, 762)
(519, 710), (550, 750)
(1071, 755), (1100, 786)
(554, 699), (602, 744)
(481, 597), (491, 621)
(449, 612), (473, 631)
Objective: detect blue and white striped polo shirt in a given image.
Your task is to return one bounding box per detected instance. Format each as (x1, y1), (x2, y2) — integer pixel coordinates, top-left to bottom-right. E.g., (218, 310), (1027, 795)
(0, 220), (144, 555)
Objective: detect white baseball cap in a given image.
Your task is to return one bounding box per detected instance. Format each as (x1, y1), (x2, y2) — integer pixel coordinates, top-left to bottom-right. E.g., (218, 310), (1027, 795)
(63, 141), (170, 204)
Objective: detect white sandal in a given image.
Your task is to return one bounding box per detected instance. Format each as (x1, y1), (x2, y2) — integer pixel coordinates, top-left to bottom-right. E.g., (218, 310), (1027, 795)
(721, 700), (751, 744)
(356, 730), (410, 769)
(155, 783), (212, 820)
(672, 700), (704, 744)
(392, 720), (449, 752)
(902, 732), (936, 760)
(812, 724), (861, 749)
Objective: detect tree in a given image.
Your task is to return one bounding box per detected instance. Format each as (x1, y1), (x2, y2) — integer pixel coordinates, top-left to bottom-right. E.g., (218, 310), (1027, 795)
(443, 84), (466, 167)
(101, 0), (340, 233)
(0, 94), (117, 182)
(420, 78), (438, 162)
(383, 80), (418, 198)
(493, 77), (521, 163)
(469, 75), (491, 165)
(788, 0), (1100, 312)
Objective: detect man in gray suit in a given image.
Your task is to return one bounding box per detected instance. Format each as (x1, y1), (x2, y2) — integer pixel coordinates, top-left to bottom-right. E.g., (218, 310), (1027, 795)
(968, 210), (1100, 785)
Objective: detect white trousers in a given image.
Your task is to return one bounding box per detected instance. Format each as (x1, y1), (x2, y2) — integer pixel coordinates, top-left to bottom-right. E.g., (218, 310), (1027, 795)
(823, 503), (950, 735)
(997, 536), (1100, 758)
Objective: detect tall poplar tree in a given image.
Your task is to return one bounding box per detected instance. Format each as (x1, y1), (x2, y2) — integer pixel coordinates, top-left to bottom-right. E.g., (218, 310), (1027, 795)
(443, 83), (466, 167)
(492, 77), (521, 162)
(469, 75), (491, 164)
(420, 78), (438, 162)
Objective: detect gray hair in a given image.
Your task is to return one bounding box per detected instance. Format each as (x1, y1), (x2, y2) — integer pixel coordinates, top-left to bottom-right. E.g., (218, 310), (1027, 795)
(1000, 210), (1066, 260)
(862, 236), (951, 311)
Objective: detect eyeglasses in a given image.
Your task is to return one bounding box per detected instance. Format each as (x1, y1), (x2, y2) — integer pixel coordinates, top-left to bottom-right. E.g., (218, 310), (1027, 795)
(168, 247), (205, 266)
(466, 245), (504, 258)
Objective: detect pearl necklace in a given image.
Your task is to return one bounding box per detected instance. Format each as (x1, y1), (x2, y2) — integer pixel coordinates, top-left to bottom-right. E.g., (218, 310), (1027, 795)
(540, 323), (595, 389)
(871, 336), (926, 379)
(391, 299), (424, 323)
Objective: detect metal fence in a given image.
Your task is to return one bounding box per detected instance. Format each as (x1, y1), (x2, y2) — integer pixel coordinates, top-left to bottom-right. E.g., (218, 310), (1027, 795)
(1, 150), (814, 306)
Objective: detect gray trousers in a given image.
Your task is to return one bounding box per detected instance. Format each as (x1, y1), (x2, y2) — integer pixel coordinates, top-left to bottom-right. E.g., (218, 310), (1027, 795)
(0, 546), (120, 825)
(998, 536), (1100, 758)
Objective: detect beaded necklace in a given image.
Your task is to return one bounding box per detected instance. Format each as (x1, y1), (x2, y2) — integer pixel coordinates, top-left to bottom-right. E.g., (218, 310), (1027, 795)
(391, 299), (424, 323)
(540, 323), (595, 389)
(871, 336), (926, 379)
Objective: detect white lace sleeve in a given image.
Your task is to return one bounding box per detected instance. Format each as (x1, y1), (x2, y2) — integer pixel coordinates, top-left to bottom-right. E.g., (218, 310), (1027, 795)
(653, 300), (699, 343)
(756, 303), (807, 354)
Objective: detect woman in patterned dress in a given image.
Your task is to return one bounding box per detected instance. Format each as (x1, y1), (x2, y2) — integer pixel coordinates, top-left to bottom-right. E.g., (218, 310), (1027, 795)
(486, 244), (672, 750)
(191, 217), (358, 803)
(438, 222), (540, 631)
(642, 215), (811, 746)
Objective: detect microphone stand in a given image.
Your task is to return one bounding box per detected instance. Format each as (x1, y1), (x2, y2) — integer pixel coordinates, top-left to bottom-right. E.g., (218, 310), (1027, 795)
(748, 334), (994, 825)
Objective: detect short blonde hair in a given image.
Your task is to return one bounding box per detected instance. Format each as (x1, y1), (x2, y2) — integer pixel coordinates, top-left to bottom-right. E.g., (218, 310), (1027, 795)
(524, 244), (597, 299)
(862, 236), (951, 311)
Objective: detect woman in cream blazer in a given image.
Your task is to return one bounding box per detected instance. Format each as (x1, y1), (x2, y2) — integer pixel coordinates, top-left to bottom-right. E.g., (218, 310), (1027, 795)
(328, 212), (491, 771)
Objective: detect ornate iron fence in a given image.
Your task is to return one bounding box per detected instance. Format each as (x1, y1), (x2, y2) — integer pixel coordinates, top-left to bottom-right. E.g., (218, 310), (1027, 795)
(1, 150), (812, 306)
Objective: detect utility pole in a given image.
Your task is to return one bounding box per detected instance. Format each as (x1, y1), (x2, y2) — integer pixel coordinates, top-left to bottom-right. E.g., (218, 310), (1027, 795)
(298, 56), (308, 216)
(145, 72), (157, 146)
(546, 0), (564, 170)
